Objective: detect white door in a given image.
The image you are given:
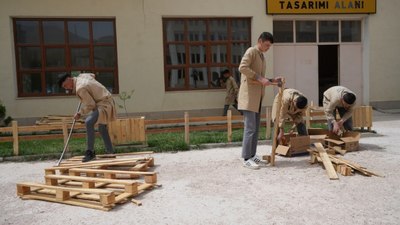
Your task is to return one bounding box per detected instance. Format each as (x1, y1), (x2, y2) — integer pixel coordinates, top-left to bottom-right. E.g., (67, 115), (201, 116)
(339, 44), (363, 104)
(273, 45), (319, 104)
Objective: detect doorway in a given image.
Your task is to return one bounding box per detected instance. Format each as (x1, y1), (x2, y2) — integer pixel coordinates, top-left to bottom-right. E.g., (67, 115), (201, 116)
(318, 45), (338, 105)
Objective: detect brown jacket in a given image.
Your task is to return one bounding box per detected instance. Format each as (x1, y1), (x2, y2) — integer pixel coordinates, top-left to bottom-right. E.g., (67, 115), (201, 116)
(225, 76), (239, 105)
(272, 88), (307, 128)
(73, 73), (116, 124)
(237, 46), (267, 113)
(323, 86), (356, 122)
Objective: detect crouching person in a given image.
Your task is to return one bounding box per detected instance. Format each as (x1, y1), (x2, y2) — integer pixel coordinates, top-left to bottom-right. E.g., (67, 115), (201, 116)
(58, 73), (116, 162)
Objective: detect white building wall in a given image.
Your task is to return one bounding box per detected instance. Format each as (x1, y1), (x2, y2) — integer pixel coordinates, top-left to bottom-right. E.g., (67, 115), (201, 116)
(0, 0), (399, 121)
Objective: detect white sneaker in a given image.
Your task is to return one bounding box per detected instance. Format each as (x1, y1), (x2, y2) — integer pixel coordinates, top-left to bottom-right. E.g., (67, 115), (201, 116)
(243, 158), (260, 170)
(251, 155), (269, 167)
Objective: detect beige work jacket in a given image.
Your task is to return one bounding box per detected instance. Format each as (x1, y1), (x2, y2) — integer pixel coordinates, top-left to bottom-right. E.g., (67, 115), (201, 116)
(323, 86), (356, 122)
(73, 73), (116, 124)
(237, 46), (267, 113)
(225, 76), (239, 105)
(272, 88), (307, 128)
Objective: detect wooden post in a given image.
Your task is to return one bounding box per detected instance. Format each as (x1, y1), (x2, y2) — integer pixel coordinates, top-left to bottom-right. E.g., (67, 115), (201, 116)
(305, 106), (311, 129)
(271, 78), (285, 166)
(227, 110), (232, 143)
(184, 112), (189, 144)
(12, 120), (19, 156)
(266, 107), (271, 139)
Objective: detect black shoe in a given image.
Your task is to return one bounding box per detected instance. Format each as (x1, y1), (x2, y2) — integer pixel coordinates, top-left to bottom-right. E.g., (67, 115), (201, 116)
(82, 150), (96, 162)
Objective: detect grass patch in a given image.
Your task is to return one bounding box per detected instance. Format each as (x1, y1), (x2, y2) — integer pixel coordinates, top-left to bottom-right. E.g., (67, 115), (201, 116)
(0, 122), (328, 158)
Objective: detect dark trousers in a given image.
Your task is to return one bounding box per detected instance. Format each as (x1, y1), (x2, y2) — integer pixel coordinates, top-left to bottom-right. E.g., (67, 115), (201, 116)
(241, 110), (261, 160)
(223, 104), (239, 116)
(85, 109), (114, 154)
(327, 107), (353, 131)
(296, 122), (308, 136)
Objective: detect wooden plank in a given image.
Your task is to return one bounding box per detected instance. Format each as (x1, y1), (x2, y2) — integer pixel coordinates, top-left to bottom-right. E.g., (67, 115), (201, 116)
(12, 120), (19, 156)
(271, 78), (285, 166)
(227, 110), (232, 143)
(184, 112), (189, 144)
(314, 143), (339, 180)
(45, 175), (137, 185)
(20, 193), (112, 211)
(266, 107), (271, 139)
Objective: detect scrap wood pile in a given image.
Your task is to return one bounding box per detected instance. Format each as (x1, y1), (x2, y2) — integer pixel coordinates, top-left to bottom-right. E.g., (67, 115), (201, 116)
(308, 143), (383, 180)
(16, 151), (159, 211)
(36, 115), (85, 125)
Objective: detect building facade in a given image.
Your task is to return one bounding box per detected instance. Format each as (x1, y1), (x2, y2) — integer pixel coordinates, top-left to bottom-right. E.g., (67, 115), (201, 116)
(0, 0), (399, 123)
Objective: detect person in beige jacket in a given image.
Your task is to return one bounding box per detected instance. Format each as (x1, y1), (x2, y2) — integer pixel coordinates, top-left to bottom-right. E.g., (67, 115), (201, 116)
(238, 32), (281, 170)
(221, 69), (240, 116)
(323, 86), (356, 135)
(272, 88), (308, 141)
(58, 73), (116, 162)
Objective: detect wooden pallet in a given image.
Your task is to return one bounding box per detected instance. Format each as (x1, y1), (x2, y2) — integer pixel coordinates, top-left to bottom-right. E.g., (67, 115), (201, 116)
(17, 153), (159, 211)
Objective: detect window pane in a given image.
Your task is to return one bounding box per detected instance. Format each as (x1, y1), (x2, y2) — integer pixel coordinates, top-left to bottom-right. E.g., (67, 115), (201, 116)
(167, 68), (186, 88)
(209, 20), (228, 41)
(231, 43), (248, 64)
(232, 19), (249, 41)
(94, 46), (115, 68)
(210, 67), (225, 88)
(165, 21), (185, 42)
(319, 21), (339, 42)
(166, 44), (186, 65)
(43, 21), (65, 44)
(273, 21), (293, 43)
(189, 67), (208, 88)
(22, 73), (42, 94)
(45, 72), (66, 94)
(296, 21), (316, 43)
(15, 21), (40, 44)
(71, 48), (90, 67)
(46, 48), (65, 67)
(188, 20), (206, 41)
(211, 45), (227, 63)
(93, 21), (115, 43)
(341, 20), (361, 42)
(19, 47), (41, 69)
(190, 45), (206, 64)
(96, 72), (114, 92)
(68, 21), (89, 43)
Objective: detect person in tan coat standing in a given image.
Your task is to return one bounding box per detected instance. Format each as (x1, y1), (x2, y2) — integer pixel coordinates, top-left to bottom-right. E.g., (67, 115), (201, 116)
(58, 73), (116, 162)
(221, 69), (240, 116)
(238, 32), (281, 170)
(272, 88), (308, 142)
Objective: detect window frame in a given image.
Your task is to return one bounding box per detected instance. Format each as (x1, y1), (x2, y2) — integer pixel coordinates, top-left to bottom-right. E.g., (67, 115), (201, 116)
(162, 17), (251, 91)
(13, 18), (119, 97)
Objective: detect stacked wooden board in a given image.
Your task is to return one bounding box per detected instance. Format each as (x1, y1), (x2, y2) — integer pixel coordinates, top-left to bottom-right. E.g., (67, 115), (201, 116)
(17, 152), (159, 211)
(35, 115), (85, 125)
(309, 143), (383, 180)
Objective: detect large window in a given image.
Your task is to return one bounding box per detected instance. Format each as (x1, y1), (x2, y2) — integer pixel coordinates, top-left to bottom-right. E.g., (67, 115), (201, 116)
(273, 19), (361, 44)
(13, 18), (118, 97)
(163, 18), (251, 91)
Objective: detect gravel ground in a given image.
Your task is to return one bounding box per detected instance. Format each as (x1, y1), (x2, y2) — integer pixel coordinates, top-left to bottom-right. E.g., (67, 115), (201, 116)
(0, 111), (399, 225)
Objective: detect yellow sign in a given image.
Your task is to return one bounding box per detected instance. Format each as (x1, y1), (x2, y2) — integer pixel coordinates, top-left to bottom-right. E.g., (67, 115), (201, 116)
(267, 0), (376, 14)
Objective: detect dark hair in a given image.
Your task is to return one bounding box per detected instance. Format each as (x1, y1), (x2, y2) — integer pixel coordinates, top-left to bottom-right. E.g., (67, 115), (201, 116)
(221, 69), (230, 76)
(296, 96), (308, 109)
(258, 32), (274, 44)
(343, 93), (356, 105)
(57, 73), (72, 88)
